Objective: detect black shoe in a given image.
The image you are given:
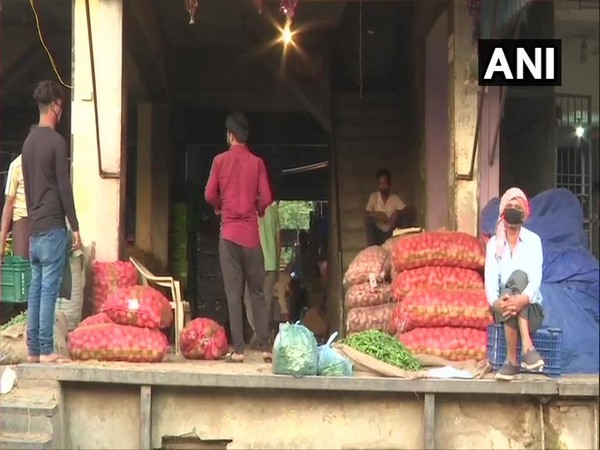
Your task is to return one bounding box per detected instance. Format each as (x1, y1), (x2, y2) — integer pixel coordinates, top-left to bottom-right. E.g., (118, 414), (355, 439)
(495, 362), (521, 381)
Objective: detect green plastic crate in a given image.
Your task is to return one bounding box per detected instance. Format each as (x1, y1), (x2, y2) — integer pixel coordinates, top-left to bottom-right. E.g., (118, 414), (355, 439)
(1, 256), (32, 303)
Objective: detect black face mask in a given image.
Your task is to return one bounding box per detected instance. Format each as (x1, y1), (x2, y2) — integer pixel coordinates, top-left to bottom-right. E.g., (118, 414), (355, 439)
(503, 208), (524, 226)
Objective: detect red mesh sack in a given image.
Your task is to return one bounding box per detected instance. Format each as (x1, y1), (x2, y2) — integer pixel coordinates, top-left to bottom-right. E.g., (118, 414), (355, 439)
(92, 261), (138, 313)
(391, 288), (492, 333)
(79, 312), (114, 327)
(392, 266), (483, 301)
(343, 246), (390, 286)
(344, 283), (392, 309)
(346, 303), (394, 334)
(68, 323), (169, 362)
(398, 327), (487, 361)
(391, 231), (485, 272)
(180, 318), (229, 360)
(102, 285), (173, 329)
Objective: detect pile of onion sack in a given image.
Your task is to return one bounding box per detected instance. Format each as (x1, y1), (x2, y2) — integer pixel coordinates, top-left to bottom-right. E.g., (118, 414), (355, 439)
(389, 231), (490, 361)
(68, 285), (172, 363)
(343, 246), (394, 334)
(180, 318), (229, 360)
(92, 261), (138, 313)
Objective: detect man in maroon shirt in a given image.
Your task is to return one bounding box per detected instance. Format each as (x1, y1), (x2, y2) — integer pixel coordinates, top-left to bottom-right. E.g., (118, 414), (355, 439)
(205, 113), (273, 363)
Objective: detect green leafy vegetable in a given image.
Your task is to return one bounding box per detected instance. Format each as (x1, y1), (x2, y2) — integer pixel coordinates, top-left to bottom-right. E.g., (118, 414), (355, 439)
(317, 332), (353, 377)
(343, 329), (422, 371)
(1, 311), (27, 332)
(272, 322), (318, 377)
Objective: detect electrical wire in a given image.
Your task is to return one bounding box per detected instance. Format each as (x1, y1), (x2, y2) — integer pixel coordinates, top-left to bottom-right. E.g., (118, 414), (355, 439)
(358, 1), (363, 98)
(29, 0), (73, 89)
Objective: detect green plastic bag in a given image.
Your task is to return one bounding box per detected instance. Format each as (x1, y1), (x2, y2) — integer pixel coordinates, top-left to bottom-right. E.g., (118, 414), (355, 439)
(272, 321), (318, 377)
(317, 332), (353, 377)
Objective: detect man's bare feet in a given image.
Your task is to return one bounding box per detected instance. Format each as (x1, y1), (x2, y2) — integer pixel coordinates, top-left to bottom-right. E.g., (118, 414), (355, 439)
(27, 356), (40, 363)
(39, 354), (70, 363)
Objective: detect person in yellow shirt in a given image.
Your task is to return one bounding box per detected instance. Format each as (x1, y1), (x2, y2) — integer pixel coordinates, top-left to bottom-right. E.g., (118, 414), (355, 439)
(1, 155), (29, 258)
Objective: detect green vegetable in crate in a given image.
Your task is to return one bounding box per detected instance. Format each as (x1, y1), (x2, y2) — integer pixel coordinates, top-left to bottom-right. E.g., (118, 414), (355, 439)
(317, 332), (353, 377)
(343, 330), (422, 371)
(272, 322), (318, 377)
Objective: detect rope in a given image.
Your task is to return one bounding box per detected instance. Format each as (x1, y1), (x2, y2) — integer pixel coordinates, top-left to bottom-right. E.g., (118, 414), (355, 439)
(29, 0), (73, 89)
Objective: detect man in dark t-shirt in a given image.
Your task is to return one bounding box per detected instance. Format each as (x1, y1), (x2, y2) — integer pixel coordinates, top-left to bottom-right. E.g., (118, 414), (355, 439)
(22, 80), (81, 363)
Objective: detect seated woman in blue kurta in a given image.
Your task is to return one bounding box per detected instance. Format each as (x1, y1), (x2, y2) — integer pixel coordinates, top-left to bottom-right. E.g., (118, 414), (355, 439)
(484, 187), (545, 381)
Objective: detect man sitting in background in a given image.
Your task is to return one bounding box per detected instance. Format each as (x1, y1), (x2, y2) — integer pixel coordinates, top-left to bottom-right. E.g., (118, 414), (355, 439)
(364, 169), (410, 246)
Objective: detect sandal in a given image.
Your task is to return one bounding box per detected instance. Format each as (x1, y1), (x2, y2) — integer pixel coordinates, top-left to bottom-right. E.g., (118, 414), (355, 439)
(262, 352), (273, 363)
(39, 354), (70, 364)
(27, 356), (40, 363)
(224, 352), (244, 364)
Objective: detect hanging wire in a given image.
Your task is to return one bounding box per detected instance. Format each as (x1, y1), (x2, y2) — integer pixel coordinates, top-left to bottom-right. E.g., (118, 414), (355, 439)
(358, 1), (363, 98)
(29, 0), (73, 89)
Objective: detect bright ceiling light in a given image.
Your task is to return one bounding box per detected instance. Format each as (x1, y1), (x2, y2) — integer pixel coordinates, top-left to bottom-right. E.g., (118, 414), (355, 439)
(576, 126), (585, 138)
(282, 21), (293, 47)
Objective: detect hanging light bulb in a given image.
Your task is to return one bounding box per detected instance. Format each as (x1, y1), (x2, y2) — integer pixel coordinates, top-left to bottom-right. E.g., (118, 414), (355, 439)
(184, 0), (198, 25)
(282, 20), (293, 47)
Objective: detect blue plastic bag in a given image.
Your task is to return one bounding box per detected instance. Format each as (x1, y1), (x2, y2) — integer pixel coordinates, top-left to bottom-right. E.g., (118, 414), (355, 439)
(317, 332), (353, 377)
(272, 322), (318, 377)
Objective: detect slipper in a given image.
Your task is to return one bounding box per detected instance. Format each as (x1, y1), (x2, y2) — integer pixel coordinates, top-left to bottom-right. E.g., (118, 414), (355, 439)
(262, 352), (273, 363)
(27, 356), (40, 363)
(39, 354), (70, 364)
(224, 353), (244, 364)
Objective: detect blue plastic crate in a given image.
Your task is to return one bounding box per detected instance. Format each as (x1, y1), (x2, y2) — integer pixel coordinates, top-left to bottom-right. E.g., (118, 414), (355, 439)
(486, 324), (562, 378)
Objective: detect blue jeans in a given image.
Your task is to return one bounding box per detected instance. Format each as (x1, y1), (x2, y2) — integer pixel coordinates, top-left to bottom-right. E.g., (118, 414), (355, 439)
(27, 228), (68, 356)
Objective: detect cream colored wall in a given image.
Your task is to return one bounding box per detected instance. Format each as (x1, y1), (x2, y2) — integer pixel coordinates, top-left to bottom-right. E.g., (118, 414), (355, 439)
(448, 0), (480, 235)
(71, 0), (124, 261)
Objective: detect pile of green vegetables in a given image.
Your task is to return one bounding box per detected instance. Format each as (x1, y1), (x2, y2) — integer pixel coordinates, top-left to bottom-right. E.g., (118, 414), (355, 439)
(343, 330), (422, 372)
(1, 311), (27, 332)
(272, 322), (319, 377)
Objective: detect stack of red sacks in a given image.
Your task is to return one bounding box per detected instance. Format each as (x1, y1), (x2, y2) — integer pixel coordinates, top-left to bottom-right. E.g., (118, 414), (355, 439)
(68, 285), (172, 363)
(92, 261), (138, 313)
(343, 246), (394, 335)
(389, 231), (491, 361)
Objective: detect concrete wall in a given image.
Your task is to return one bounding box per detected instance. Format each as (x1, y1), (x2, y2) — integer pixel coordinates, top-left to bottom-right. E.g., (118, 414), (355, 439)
(71, 0), (124, 261)
(499, 1), (556, 197)
(556, 31), (600, 124)
(60, 383), (599, 450)
(136, 103), (171, 268)
(425, 10), (450, 231)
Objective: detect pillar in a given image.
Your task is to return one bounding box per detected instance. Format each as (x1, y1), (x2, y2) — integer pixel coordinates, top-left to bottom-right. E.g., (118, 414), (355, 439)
(71, 0), (124, 261)
(136, 103), (170, 269)
(448, 0), (479, 235)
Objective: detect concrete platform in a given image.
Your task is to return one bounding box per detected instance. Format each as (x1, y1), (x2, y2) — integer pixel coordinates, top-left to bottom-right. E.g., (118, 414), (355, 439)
(14, 359), (600, 397)
(5, 358), (599, 450)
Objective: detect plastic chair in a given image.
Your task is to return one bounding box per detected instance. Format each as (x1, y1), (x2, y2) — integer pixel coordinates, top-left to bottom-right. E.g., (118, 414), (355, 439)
(128, 257), (191, 354)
